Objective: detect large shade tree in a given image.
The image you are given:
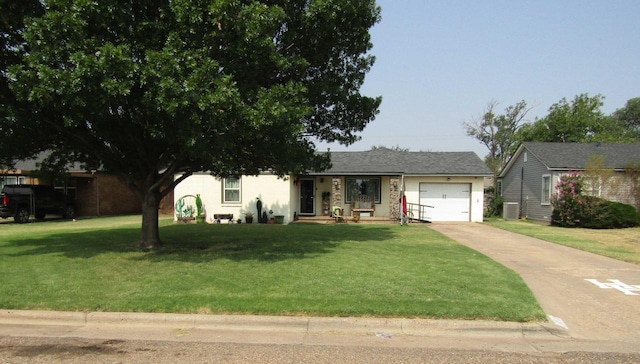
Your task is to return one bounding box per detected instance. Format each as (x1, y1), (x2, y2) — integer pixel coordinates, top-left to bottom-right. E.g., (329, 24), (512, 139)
(2, 0), (382, 249)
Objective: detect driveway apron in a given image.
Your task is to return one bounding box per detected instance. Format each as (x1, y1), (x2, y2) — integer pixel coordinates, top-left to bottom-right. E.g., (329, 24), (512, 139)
(429, 223), (640, 345)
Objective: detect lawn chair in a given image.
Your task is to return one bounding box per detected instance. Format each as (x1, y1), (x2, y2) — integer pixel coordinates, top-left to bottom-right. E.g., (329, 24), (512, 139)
(332, 206), (345, 223)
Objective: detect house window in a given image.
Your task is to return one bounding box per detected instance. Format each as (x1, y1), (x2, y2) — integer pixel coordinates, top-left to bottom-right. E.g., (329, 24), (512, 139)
(223, 177), (241, 203)
(0, 176), (26, 190)
(496, 180), (503, 197)
(541, 175), (551, 205)
(583, 176), (601, 197)
(345, 177), (381, 203)
(54, 179), (77, 200)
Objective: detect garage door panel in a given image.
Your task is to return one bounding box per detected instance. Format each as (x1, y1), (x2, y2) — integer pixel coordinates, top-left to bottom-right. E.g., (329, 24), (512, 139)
(419, 183), (470, 222)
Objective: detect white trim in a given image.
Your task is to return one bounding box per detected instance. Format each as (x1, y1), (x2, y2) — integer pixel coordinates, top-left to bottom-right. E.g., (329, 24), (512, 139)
(541, 174), (552, 205)
(222, 177), (241, 204)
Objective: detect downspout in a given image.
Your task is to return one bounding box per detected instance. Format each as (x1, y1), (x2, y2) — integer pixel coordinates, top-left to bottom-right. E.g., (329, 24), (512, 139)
(400, 174), (405, 225)
(519, 167), (524, 219)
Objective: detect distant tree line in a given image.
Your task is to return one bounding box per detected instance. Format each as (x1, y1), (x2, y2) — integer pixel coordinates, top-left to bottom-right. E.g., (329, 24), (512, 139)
(464, 94), (640, 184)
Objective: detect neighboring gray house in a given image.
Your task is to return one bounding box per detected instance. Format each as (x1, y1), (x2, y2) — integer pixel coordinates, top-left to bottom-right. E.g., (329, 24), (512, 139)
(498, 142), (640, 221)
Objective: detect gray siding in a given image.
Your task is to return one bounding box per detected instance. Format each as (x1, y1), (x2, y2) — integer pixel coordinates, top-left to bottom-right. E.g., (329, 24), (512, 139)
(501, 150), (554, 221)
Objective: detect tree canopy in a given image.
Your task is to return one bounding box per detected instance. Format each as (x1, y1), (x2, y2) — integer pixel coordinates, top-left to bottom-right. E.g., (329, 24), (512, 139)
(515, 94), (630, 143)
(464, 100), (531, 184)
(1, 0), (382, 248)
(465, 94), (638, 181)
(613, 97), (640, 139)
(0, 0), (46, 168)
(369, 145), (409, 152)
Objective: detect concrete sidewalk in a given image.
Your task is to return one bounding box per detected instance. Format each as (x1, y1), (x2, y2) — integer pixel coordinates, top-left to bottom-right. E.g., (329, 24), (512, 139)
(430, 222), (640, 351)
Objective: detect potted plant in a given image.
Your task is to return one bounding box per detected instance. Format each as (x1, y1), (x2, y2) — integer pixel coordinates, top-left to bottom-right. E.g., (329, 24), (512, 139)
(183, 205), (195, 223)
(195, 194), (205, 224)
(237, 218), (242, 224)
(244, 212), (254, 224)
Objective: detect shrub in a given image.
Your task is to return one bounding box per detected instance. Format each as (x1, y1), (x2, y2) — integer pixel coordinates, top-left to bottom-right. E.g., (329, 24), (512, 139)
(551, 171), (584, 227)
(583, 200), (640, 229)
(484, 189), (504, 218)
(552, 172), (640, 229)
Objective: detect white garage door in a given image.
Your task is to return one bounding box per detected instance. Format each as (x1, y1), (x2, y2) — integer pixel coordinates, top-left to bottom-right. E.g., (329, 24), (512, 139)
(419, 183), (470, 222)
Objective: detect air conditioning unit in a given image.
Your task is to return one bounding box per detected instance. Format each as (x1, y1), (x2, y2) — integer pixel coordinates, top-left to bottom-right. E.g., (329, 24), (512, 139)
(503, 202), (519, 220)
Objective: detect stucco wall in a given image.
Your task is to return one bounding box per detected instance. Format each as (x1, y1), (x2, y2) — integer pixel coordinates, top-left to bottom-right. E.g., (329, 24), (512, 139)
(174, 173), (293, 223)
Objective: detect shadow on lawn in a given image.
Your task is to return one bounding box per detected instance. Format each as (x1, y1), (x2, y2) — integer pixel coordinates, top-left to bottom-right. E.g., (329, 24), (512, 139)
(4, 223), (398, 263)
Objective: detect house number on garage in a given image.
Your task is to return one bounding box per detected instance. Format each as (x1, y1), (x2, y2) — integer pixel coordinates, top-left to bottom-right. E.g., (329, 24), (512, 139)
(585, 279), (640, 296)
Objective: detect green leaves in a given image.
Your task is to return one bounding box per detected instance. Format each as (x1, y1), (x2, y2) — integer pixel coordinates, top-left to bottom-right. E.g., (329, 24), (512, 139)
(613, 97), (640, 138)
(2, 0), (381, 247)
(516, 94), (632, 143)
(464, 100), (531, 178)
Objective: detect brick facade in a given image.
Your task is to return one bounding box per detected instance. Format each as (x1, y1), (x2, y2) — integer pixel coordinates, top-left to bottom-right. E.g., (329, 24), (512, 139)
(389, 176), (401, 220)
(75, 174), (141, 216)
(331, 177), (342, 211)
(75, 173), (175, 217)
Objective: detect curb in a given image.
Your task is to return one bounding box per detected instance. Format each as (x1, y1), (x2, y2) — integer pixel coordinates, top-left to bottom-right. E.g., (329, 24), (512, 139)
(0, 309), (563, 339)
(0, 310), (87, 326)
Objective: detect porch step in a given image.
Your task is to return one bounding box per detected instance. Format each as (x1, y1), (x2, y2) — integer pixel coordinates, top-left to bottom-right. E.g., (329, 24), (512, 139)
(295, 216), (397, 224)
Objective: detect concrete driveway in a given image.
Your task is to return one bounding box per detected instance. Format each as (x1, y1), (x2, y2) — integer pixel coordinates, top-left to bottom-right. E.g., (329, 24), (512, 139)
(429, 223), (640, 348)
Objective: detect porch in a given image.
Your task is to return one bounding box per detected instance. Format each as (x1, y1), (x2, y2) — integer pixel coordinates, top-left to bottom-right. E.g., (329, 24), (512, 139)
(294, 215), (397, 224)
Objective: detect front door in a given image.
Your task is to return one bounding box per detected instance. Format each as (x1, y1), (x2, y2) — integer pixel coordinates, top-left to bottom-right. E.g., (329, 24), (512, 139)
(299, 179), (315, 215)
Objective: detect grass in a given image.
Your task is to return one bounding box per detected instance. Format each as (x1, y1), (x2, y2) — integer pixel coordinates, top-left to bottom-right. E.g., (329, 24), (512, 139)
(0, 216), (545, 322)
(484, 218), (640, 265)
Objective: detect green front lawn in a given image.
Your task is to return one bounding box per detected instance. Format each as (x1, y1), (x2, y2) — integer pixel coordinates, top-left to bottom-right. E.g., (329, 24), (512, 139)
(484, 218), (640, 265)
(0, 216), (544, 322)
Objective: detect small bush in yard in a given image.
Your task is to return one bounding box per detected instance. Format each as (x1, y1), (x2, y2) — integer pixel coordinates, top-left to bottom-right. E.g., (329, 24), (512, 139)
(552, 172), (640, 229)
(484, 186), (504, 217)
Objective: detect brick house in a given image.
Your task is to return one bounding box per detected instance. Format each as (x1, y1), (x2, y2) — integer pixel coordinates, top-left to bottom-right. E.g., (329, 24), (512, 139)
(1, 156), (174, 217)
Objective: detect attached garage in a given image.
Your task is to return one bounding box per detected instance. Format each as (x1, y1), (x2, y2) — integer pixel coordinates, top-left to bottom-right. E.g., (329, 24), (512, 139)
(419, 183), (471, 222)
(311, 149), (490, 222)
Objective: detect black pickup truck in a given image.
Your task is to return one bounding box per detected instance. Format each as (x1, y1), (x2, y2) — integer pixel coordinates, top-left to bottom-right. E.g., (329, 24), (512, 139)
(0, 185), (76, 223)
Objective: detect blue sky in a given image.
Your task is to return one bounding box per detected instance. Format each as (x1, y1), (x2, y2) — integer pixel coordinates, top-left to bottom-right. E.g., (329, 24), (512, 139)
(316, 0), (640, 158)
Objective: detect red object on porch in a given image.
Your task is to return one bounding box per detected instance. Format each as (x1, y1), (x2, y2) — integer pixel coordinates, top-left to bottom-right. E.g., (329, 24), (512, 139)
(402, 195), (407, 215)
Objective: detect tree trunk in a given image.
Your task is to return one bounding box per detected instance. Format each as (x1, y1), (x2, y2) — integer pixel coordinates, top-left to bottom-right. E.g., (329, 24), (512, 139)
(140, 189), (162, 249)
